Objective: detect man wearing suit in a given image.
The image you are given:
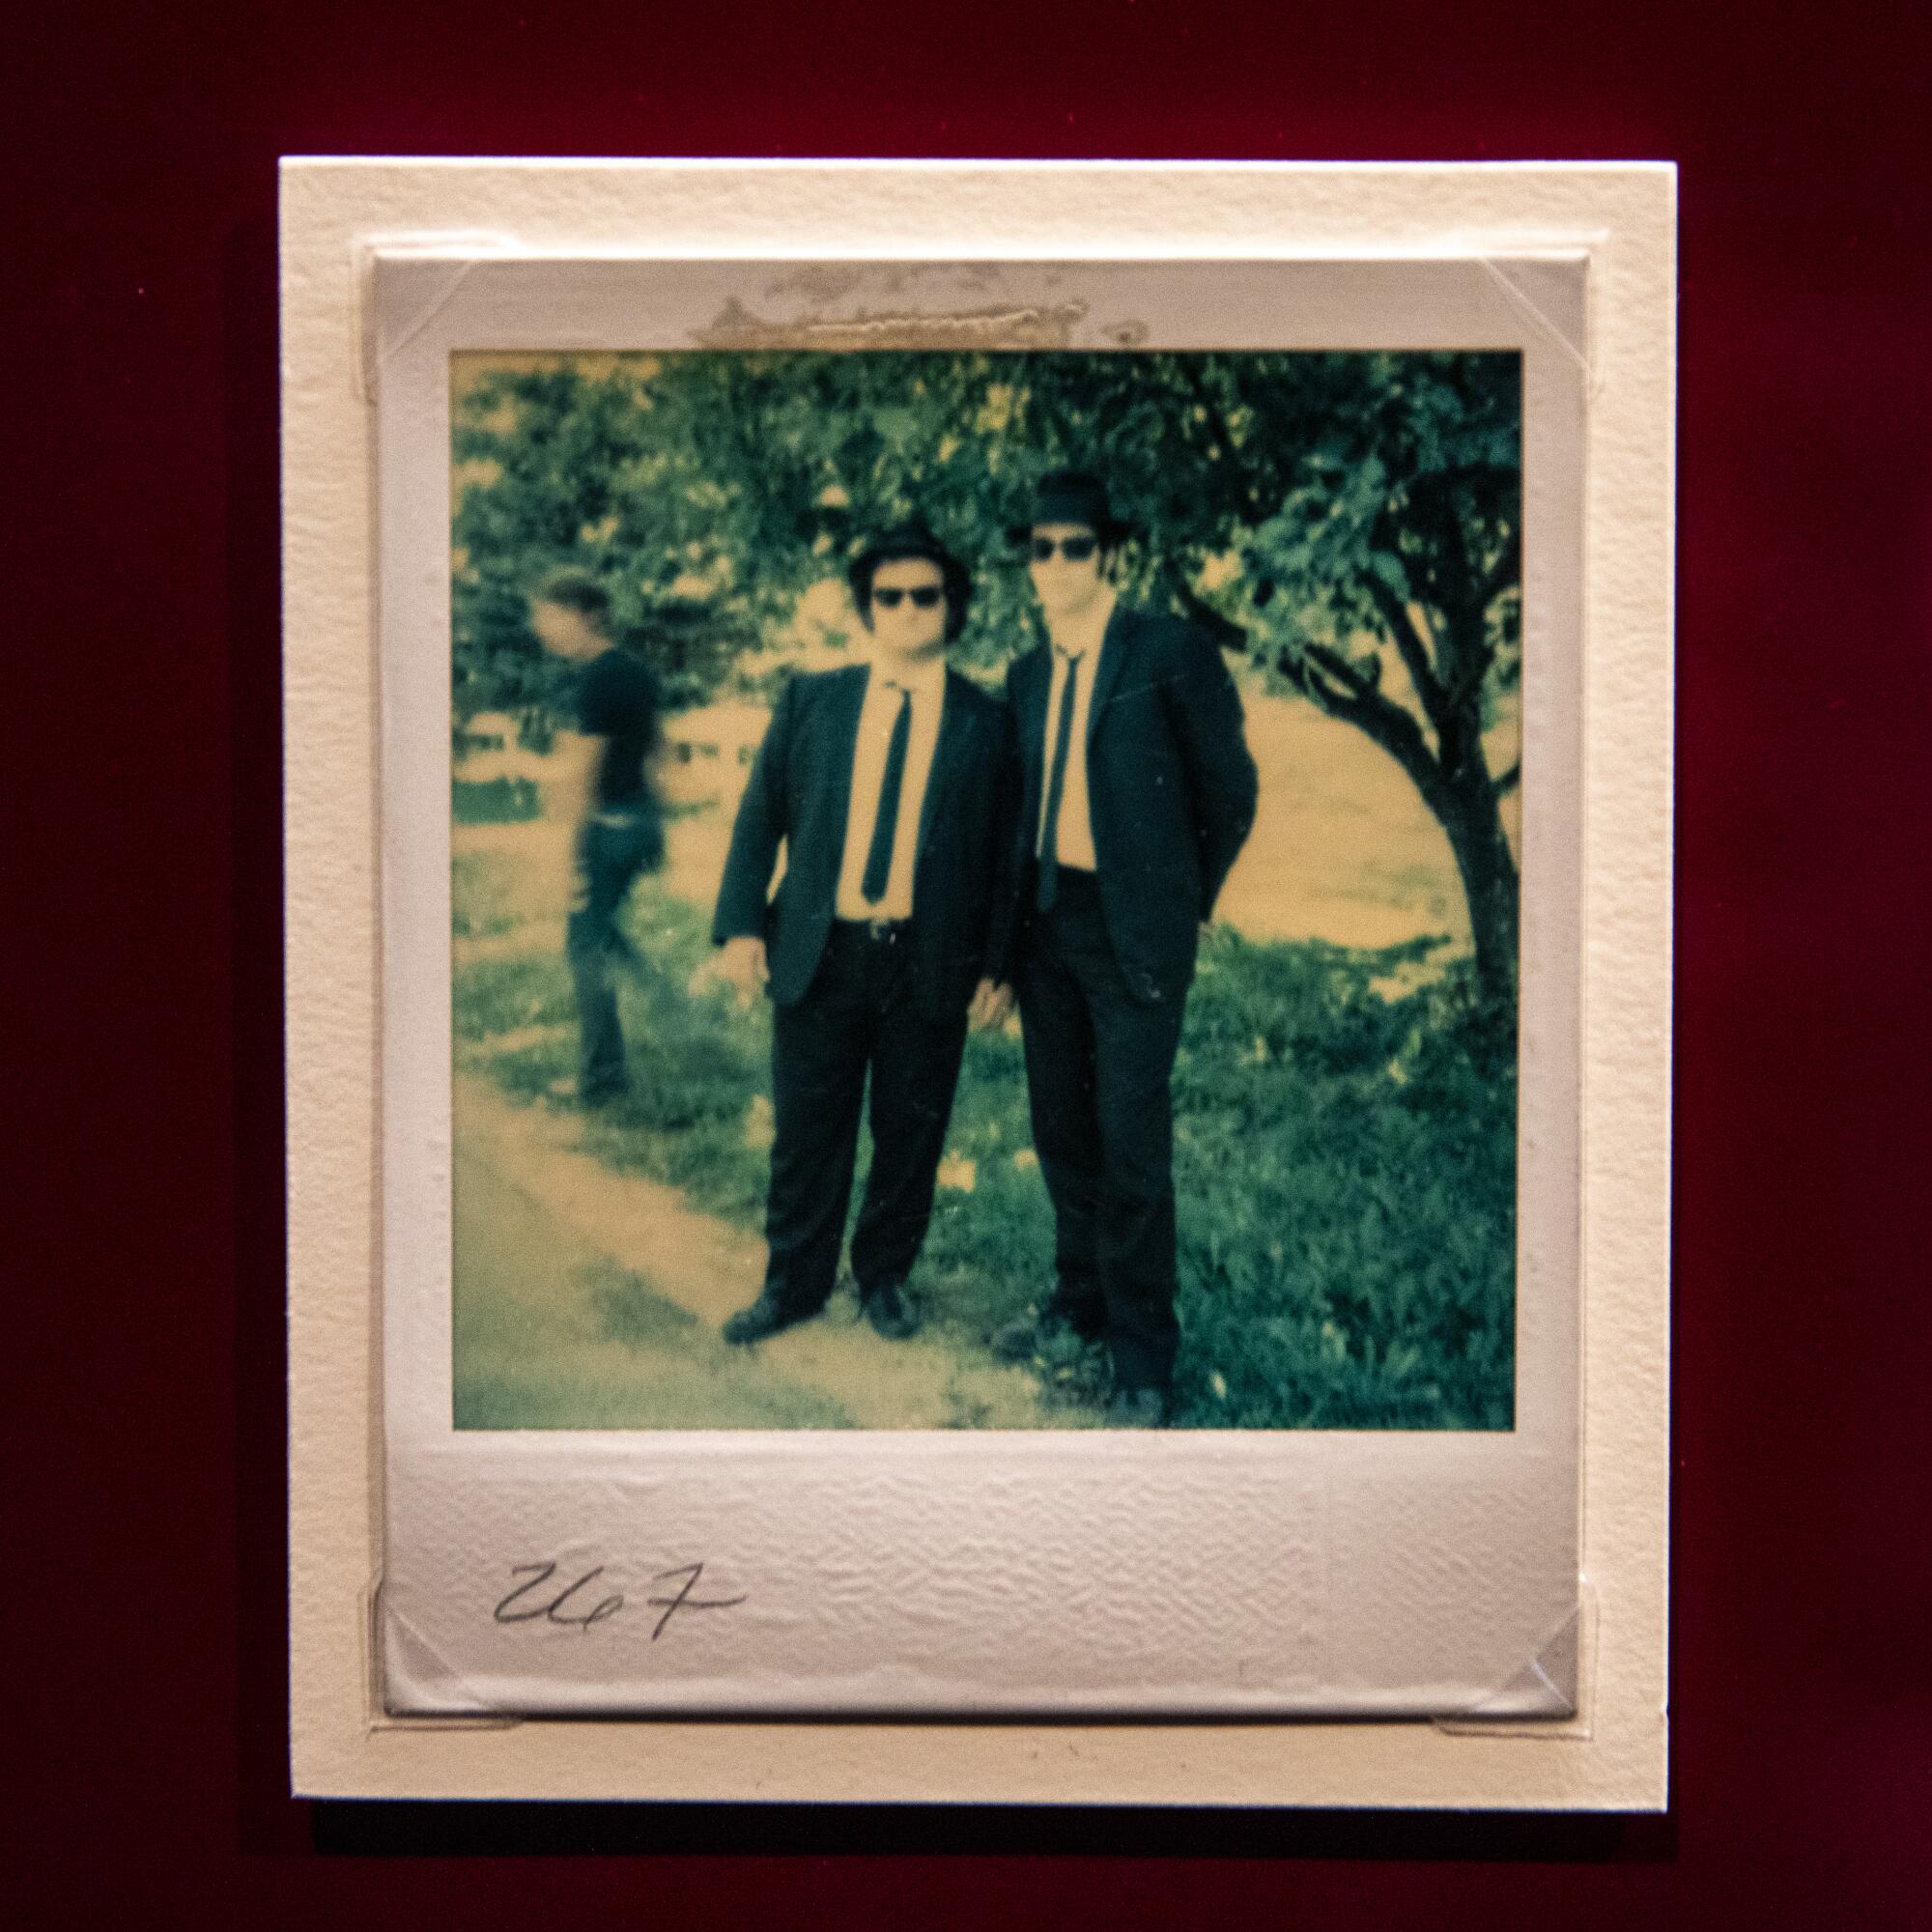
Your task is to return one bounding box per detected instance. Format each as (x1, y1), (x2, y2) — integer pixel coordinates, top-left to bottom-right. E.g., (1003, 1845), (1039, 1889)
(995, 472), (1260, 1425)
(714, 525), (1016, 1346)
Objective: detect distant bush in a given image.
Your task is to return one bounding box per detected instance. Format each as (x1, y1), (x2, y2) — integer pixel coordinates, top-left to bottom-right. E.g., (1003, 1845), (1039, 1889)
(453, 776), (542, 824)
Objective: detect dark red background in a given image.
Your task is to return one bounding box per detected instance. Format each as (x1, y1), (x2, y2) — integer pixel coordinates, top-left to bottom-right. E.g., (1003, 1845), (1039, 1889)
(10, 0), (1929, 1919)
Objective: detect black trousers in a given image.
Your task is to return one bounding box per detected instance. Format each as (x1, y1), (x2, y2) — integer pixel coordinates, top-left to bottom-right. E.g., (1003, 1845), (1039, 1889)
(565, 810), (663, 1100)
(763, 922), (970, 1317)
(1016, 870), (1187, 1394)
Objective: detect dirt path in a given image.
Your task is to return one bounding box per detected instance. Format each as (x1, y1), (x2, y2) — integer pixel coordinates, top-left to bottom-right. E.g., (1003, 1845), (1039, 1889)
(453, 1071), (1080, 1431)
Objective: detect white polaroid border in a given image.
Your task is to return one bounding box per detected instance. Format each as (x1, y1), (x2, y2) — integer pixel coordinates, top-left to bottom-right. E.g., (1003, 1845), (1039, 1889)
(382, 254), (1583, 1719)
(284, 159), (1673, 1807)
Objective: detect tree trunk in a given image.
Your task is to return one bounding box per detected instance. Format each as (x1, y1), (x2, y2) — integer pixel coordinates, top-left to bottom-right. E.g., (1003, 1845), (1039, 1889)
(1434, 750), (1520, 1009)
(1275, 605), (1520, 1008)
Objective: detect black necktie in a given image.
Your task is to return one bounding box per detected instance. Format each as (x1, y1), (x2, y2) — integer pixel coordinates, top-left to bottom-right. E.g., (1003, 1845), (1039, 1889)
(1036, 653), (1081, 913)
(861, 683), (912, 905)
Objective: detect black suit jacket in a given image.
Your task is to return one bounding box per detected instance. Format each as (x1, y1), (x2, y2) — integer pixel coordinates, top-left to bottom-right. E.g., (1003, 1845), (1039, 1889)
(1009, 606), (1260, 1004)
(713, 664), (1017, 1021)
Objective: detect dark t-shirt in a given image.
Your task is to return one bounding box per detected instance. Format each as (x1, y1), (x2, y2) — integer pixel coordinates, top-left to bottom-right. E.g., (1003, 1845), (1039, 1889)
(576, 647), (662, 809)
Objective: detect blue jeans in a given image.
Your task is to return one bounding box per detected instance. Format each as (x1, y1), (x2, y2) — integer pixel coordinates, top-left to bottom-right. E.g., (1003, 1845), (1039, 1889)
(565, 810), (664, 1100)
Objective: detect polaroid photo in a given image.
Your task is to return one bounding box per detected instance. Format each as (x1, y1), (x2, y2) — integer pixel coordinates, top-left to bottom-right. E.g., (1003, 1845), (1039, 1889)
(283, 160), (1673, 1806)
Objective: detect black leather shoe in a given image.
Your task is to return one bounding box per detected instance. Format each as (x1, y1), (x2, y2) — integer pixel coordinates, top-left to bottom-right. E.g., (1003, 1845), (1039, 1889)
(722, 1293), (808, 1346)
(860, 1280), (920, 1341)
(1104, 1387), (1173, 1429)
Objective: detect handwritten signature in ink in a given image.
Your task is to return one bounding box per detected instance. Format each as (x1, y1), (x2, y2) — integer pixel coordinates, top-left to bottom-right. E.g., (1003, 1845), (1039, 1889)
(492, 1559), (747, 1638)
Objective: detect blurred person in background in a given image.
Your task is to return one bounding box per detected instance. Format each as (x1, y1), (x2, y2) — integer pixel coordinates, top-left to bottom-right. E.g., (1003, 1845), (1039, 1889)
(528, 568), (668, 1109)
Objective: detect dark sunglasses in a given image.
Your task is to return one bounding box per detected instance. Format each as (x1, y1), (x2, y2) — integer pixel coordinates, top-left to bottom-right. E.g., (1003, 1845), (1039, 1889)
(1028, 534), (1099, 562)
(870, 586), (945, 610)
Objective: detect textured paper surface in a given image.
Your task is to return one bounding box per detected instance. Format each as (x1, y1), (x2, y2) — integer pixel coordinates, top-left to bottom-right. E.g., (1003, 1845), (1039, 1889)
(283, 159), (1672, 1804)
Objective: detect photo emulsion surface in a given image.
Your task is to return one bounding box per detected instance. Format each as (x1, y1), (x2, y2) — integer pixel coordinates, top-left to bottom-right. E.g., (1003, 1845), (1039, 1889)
(448, 348), (1523, 1435)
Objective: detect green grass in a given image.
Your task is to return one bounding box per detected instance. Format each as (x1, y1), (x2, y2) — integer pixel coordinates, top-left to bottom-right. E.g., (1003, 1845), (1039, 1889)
(454, 871), (1517, 1431)
(450, 853), (522, 938)
(1167, 933), (1516, 1428)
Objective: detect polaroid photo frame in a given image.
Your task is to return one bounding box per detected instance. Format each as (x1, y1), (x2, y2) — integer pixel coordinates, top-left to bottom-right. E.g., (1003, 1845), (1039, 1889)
(283, 159), (1673, 1806)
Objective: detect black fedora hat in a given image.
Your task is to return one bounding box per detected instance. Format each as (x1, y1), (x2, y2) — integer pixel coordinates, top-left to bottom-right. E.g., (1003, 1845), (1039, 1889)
(1005, 469), (1138, 548)
(846, 521), (973, 640)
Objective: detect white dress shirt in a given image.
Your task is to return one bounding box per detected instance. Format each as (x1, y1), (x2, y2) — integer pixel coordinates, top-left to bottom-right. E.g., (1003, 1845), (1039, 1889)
(1036, 585), (1117, 873)
(835, 656), (949, 920)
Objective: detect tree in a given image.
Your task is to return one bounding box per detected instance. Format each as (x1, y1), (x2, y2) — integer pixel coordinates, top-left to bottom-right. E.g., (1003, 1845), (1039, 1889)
(945, 351), (1523, 1001)
(449, 349), (1523, 1001)
(1212, 354), (1523, 1008)
(450, 362), (753, 734)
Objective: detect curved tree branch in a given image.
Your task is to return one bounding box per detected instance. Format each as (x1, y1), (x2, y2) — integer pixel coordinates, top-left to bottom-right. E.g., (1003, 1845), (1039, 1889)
(1361, 574), (1448, 728)
(1293, 643), (1446, 802)
(1443, 652), (1495, 719)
